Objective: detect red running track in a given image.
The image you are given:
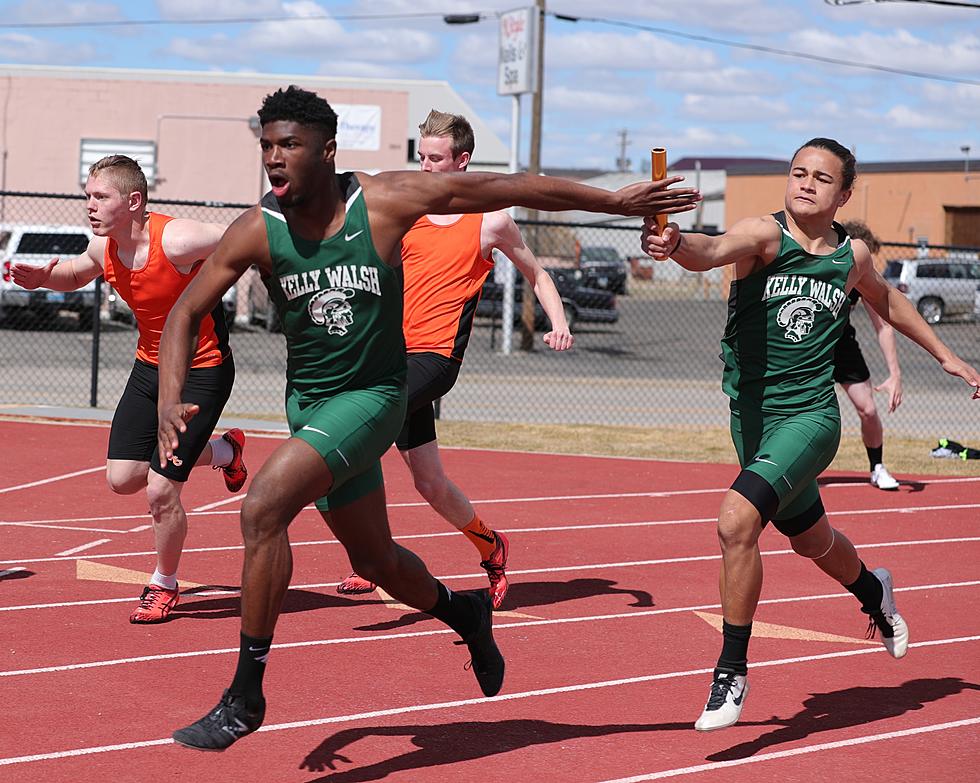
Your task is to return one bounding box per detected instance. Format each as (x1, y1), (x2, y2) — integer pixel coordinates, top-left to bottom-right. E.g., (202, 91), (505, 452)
(1, 418), (979, 782)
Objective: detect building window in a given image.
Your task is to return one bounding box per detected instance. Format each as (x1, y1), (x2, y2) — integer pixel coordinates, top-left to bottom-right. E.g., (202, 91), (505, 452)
(79, 139), (157, 188)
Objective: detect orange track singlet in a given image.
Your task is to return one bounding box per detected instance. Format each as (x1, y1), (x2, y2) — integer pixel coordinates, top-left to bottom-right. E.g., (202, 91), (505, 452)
(401, 213), (493, 361)
(102, 212), (227, 368)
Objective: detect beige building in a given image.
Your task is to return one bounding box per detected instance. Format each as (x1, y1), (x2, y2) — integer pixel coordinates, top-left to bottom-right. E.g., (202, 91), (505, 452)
(726, 160), (980, 247)
(0, 64), (509, 204)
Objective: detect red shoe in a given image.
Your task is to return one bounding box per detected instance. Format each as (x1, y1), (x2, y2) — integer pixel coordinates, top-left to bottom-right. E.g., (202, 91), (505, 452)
(129, 584), (180, 624)
(337, 572), (377, 595)
(481, 532), (510, 611)
(218, 428), (248, 493)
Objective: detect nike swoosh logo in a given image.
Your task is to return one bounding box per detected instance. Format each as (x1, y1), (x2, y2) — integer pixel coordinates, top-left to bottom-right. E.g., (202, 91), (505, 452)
(345, 230), (364, 241)
(248, 646), (269, 652)
(754, 457), (777, 466)
(469, 531), (496, 544)
(732, 690), (746, 706)
(832, 259), (849, 264)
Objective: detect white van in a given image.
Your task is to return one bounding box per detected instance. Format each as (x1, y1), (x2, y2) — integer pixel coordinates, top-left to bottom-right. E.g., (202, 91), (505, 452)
(0, 224), (95, 329)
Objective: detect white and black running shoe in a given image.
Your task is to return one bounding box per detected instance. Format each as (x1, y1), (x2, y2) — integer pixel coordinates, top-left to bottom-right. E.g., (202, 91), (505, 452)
(867, 567), (909, 658)
(694, 669), (749, 731)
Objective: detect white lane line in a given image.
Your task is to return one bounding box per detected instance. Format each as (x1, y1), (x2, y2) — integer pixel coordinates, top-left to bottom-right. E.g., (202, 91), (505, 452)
(4, 498), (980, 566)
(1, 635), (977, 768)
(0, 466), (104, 495)
(192, 495), (245, 512)
(2, 523), (125, 534)
(54, 539), (112, 557)
(597, 716), (980, 783)
(6, 497), (980, 530)
(4, 581), (979, 673)
(127, 525), (152, 533)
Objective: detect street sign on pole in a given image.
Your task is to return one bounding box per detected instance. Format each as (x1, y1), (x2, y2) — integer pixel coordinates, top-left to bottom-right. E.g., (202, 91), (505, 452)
(498, 7), (537, 96)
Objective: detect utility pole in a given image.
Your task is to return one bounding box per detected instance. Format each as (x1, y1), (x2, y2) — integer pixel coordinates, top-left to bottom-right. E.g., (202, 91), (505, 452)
(616, 128), (631, 173)
(520, 0), (546, 351)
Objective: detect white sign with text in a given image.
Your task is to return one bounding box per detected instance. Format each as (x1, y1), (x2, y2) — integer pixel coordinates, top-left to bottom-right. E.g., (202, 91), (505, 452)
(497, 7), (537, 96)
(334, 104), (382, 151)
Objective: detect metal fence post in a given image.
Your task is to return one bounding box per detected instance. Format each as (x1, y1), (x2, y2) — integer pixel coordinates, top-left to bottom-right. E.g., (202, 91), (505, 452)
(89, 275), (102, 407)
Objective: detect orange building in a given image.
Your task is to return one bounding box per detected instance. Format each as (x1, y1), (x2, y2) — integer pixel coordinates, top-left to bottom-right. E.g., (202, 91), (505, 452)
(725, 160), (980, 247)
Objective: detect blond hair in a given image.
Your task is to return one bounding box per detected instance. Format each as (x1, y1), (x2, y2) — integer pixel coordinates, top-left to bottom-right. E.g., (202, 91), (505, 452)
(418, 109), (475, 159)
(88, 155), (148, 204)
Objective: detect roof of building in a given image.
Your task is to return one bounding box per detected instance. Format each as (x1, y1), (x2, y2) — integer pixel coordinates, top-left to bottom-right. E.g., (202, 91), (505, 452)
(727, 159), (972, 175)
(670, 156), (785, 171)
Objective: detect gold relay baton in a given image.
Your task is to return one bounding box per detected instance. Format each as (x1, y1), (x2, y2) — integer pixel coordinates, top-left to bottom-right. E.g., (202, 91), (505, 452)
(651, 147), (668, 235)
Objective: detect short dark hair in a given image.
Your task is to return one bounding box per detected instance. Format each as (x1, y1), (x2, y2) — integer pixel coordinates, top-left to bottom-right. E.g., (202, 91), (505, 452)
(88, 155), (148, 203)
(258, 85), (338, 140)
(841, 219), (881, 254)
(419, 109), (475, 159)
(793, 137), (856, 190)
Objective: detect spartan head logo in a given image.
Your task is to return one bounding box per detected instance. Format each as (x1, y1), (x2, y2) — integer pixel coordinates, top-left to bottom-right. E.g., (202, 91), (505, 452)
(776, 296), (823, 343)
(308, 288), (355, 335)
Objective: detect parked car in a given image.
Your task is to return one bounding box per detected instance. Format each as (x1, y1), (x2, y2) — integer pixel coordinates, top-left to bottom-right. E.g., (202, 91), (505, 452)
(884, 257), (980, 324)
(0, 224), (95, 329)
(578, 245), (629, 295)
(476, 267), (618, 331)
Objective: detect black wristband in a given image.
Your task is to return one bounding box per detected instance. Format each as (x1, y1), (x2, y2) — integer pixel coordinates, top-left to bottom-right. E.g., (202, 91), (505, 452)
(671, 232), (683, 256)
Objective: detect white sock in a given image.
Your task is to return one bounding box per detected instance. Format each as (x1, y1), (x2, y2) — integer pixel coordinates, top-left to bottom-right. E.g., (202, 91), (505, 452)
(209, 434), (233, 468)
(151, 569), (177, 591)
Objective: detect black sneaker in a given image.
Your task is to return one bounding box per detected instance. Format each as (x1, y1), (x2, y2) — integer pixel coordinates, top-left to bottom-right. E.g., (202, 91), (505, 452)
(172, 690), (265, 751)
(454, 590), (505, 697)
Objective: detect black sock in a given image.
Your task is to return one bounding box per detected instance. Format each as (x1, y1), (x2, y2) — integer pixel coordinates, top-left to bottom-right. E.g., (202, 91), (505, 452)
(845, 562), (883, 614)
(716, 621), (752, 676)
(427, 581), (479, 638)
(229, 632), (272, 705)
(867, 445), (883, 471)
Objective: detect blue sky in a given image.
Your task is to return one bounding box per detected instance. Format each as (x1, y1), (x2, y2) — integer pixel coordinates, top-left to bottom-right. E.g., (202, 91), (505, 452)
(0, 0), (978, 171)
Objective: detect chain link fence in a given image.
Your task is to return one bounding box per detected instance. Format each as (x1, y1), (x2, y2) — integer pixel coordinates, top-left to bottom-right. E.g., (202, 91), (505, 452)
(2, 191), (978, 440)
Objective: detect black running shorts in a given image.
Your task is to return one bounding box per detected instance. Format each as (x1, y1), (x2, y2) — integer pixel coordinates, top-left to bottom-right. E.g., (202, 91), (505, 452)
(395, 352), (461, 451)
(108, 357), (235, 482)
(833, 324), (871, 385)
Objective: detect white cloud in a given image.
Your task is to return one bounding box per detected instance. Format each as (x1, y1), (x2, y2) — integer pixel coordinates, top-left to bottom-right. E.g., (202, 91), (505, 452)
(165, 2), (441, 66)
(0, 32), (96, 63)
(658, 66), (781, 96)
(546, 85), (644, 114)
(885, 104), (961, 131)
(3, 1), (122, 23)
(788, 29), (980, 78)
(682, 94), (789, 123)
(155, 0), (284, 18)
(546, 31), (717, 72)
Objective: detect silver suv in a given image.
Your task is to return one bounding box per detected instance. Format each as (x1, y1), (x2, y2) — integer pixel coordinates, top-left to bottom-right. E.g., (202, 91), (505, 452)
(0, 224), (95, 329)
(884, 256), (980, 324)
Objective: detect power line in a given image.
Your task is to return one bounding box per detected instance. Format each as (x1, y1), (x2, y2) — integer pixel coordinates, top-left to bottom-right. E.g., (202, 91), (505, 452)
(0, 11), (478, 30)
(0, 7), (977, 88)
(826, 1), (980, 8)
(551, 13), (980, 87)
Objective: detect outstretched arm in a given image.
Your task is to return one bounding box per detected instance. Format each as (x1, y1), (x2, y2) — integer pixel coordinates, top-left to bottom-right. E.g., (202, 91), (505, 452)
(485, 212), (573, 351)
(861, 297), (903, 412)
(9, 236), (105, 291)
(362, 171), (700, 263)
(157, 208), (269, 465)
(641, 215), (781, 273)
(852, 240), (980, 397)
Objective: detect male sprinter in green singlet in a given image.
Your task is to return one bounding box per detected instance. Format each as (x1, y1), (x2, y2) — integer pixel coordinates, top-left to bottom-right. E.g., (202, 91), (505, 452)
(642, 137), (980, 732)
(156, 85), (700, 751)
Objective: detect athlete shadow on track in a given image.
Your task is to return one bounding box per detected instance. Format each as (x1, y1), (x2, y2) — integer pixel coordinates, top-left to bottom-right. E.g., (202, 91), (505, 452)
(351, 578), (654, 633)
(817, 475), (925, 493)
(299, 718), (689, 782)
(169, 588), (388, 621)
(707, 677), (980, 762)
(0, 569), (34, 581)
